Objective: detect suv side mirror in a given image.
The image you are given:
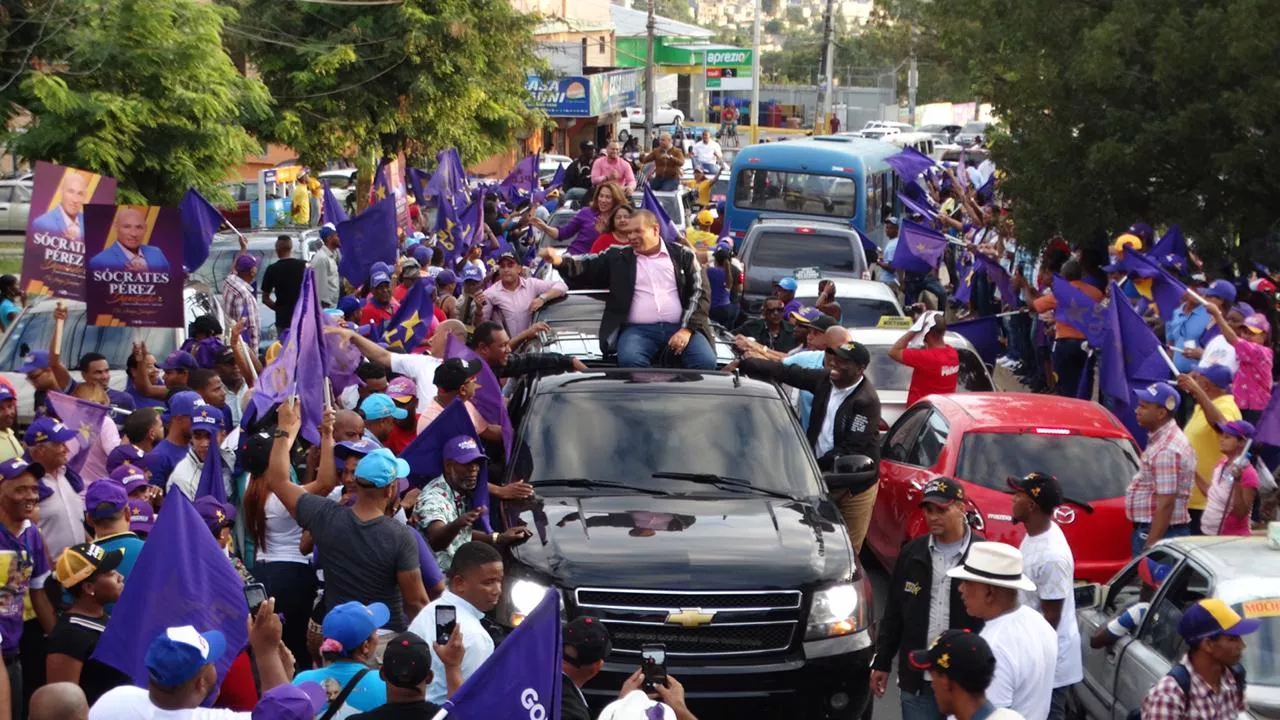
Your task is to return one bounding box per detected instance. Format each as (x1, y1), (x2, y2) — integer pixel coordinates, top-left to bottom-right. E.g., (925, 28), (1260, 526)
(1075, 582), (1102, 610)
(823, 454), (877, 487)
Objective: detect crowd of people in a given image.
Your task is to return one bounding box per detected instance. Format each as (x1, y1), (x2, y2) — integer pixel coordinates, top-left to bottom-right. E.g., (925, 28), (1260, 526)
(0, 135), (1270, 720)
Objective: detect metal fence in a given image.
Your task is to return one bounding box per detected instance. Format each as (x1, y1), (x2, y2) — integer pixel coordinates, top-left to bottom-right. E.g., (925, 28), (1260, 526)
(757, 81), (897, 129)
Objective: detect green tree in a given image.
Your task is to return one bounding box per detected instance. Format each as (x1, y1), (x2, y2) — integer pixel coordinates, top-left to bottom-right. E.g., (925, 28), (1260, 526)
(932, 0), (1280, 259)
(762, 0), (779, 16)
(7, 0), (270, 204)
(651, 0), (694, 24)
(764, 19), (784, 35)
(226, 0), (542, 168)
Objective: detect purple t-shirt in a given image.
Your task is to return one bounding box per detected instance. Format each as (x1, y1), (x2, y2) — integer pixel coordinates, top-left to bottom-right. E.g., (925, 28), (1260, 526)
(562, 208), (601, 255)
(0, 521), (50, 653)
(412, 529), (445, 589)
(143, 438), (189, 488)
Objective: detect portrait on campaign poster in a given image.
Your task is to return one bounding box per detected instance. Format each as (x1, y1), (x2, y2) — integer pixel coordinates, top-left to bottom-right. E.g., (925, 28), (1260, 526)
(83, 204), (184, 328)
(21, 161), (118, 300)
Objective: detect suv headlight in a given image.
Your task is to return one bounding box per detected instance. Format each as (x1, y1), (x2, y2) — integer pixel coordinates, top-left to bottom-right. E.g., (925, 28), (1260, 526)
(805, 582), (863, 640)
(508, 579), (551, 626)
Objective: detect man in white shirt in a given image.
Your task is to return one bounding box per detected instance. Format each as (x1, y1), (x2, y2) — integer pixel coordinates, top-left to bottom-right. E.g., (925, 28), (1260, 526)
(309, 225), (341, 308)
(948, 542), (1057, 720)
(25, 417), (86, 558)
(409, 541), (504, 704)
(1007, 473), (1083, 720)
(327, 321), (472, 411)
(689, 130), (723, 174)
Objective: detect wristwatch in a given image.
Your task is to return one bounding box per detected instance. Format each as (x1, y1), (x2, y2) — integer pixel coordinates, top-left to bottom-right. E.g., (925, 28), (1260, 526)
(490, 531), (500, 544)
(271, 430), (290, 439)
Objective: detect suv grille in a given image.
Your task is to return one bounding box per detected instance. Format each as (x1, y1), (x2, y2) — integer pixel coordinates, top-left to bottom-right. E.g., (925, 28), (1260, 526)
(575, 588), (802, 658)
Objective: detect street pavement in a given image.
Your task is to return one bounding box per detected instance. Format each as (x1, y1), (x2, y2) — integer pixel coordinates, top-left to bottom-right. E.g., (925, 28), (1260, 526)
(866, 558), (902, 720)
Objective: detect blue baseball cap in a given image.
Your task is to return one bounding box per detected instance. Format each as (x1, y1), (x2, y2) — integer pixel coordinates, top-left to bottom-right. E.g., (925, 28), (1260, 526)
(319, 224), (337, 240)
(1204, 279), (1237, 303)
(321, 601), (390, 652)
(353, 448), (410, 488)
(110, 464), (150, 493)
(18, 350), (50, 374)
(1133, 382), (1179, 412)
(24, 417), (77, 445)
(0, 385), (14, 402)
(462, 264), (484, 283)
(190, 405), (222, 433)
(128, 498), (156, 534)
(359, 393), (407, 421)
(437, 269), (458, 287)
(1219, 419), (1256, 439)
(1196, 363), (1234, 391)
(158, 351), (199, 372)
(163, 391), (207, 421)
(775, 276), (798, 291)
(253, 682), (326, 720)
(411, 244), (432, 266)
(444, 435), (486, 465)
(334, 438), (380, 462)
(106, 444), (146, 473)
(84, 480), (129, 518)
(0, 458), (44, 483)
(1178, 598), (1261, 643)
(337, 295), (363, 317)
(145, 626), (227, 688)
(371, 270), (392, 287)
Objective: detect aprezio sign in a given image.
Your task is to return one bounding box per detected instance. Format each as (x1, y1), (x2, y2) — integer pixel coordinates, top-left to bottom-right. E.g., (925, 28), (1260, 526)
(705, 49), (752, 67)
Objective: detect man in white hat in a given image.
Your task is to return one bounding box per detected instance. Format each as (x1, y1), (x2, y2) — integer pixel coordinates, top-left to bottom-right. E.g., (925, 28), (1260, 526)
(948, 541), (1057, 720)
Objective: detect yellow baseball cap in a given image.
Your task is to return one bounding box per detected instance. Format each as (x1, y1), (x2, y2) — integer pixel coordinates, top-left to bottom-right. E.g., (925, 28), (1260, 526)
(54, 543), (124, 589)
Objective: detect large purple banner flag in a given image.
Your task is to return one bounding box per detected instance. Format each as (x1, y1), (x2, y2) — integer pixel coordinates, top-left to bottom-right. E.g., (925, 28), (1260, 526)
(178, 189), (227, 274)
(427, 148), (469, 209)
(885, 147), (936, 183)
(250, 268), (329, 444)
(892, 221), (947, 273)
(321, 181), (349, 226)
(45, 391), (109, 474)
(445, 334), (512, 459)
(498, 154), (539, 203)
(337, 197), (398, 288)
(22, 161), (118, 300)
(383, 278), (435, 352)
(84, 204), (185, 328)
(642, 182), (680, 243)
(93, 490), (249, 706)
(399, 399), (493, 533)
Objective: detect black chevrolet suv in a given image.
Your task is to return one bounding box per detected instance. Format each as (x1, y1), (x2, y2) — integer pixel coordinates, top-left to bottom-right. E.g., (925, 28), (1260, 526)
(496, 369), (876, 719)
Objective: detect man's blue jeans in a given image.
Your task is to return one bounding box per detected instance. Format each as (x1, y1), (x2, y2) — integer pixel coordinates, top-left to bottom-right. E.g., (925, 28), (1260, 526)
(651, 176), (680, 191)
(900, 683), (943, 720)
(617, 322), (717, 369)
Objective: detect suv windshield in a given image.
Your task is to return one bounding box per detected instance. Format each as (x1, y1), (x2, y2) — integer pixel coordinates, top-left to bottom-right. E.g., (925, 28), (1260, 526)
(864, 346), (992, 392)
(954, 432), (1138, 501)
(749, 233), (862, 274)
(796, 296), (898, 328)
(515, 392), (819, 497)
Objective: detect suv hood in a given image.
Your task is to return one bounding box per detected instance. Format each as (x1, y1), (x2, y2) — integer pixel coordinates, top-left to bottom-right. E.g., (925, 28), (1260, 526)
(509, 493), (852, 589)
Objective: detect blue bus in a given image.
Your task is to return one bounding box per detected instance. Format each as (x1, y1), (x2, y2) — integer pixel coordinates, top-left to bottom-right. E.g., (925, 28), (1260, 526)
(724, 136), (901, 249)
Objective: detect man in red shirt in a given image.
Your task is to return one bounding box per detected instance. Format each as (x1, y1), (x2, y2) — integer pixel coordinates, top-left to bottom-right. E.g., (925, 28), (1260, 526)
(889, 309), (960, 406)
(360, 267), (400, 326)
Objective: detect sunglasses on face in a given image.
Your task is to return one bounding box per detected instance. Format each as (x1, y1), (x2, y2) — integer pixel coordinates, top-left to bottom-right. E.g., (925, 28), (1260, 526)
(764, 306), (783, 313)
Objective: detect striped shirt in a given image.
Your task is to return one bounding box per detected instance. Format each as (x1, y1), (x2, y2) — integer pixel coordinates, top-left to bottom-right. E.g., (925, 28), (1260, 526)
(1126, 420), (1196, 524)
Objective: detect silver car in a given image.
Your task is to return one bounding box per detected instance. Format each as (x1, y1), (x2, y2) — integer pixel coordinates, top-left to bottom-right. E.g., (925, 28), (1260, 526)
(0, 180), (32, 233)
(1075, 536), (1280, 720)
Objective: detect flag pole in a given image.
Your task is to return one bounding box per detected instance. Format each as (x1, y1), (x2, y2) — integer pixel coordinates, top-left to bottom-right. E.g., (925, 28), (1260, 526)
(52, 300), (65, 356)
(323, 378), (333, 411)
(1156, 346), (1180, 376)
(239, 341), (258, 383)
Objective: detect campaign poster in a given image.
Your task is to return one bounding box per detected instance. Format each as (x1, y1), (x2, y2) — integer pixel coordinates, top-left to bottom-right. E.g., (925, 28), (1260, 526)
(22, 161), (118, 300)
(386, 155), (412, 238)
(83, 204), (184, 328)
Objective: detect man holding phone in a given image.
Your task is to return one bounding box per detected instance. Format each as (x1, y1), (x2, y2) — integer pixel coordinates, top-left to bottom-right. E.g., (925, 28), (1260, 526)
(409, 541), (505, 704)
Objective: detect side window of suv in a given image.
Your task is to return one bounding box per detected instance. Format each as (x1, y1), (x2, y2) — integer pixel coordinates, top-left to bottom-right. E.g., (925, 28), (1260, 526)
(882, 406), (929, 463)
(1138, 561), (1210, 662)
(909, 410), (950, 468)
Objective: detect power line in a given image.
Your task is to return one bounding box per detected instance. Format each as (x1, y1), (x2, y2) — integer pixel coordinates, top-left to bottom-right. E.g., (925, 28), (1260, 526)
(272, 55), (408, 99)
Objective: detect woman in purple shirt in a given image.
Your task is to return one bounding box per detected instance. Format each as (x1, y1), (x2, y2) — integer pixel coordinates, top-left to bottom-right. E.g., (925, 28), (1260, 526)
(531, 181), (628, 254)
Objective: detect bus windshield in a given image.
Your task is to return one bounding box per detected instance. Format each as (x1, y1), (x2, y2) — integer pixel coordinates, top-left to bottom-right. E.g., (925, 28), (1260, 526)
(733, 169), (855, 219)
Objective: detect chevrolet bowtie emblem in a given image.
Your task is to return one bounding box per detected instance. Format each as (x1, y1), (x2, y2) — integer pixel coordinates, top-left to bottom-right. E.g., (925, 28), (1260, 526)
(666, 608), (716, 627)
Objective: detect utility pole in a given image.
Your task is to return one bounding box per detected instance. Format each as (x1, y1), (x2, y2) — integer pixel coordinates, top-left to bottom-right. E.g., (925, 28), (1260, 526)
(816, 0), (836, 133)
(907, 25), (919, 126)
(750, 0), (761, 143)
(644, 0), (657, 144)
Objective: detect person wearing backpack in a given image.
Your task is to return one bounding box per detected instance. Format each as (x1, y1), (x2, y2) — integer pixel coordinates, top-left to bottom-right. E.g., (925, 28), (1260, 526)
(1140, 598), (1257, 720)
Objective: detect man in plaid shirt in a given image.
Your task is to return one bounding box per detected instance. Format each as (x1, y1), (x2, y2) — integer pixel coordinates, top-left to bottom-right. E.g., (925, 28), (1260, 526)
(1141, 598), (1256, 720)
(1126, 382), (1195, 556)
(222, 252), (261, 353)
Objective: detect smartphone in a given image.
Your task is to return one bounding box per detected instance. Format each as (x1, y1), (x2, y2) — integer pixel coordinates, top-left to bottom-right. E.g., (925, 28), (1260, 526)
(435, 605), (457, 646)
(244, 583), (267, 616)
(640, 643), (667, 691)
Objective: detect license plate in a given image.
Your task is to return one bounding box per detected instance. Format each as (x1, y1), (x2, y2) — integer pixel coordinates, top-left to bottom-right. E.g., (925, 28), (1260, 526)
(794, 266), (822, 280)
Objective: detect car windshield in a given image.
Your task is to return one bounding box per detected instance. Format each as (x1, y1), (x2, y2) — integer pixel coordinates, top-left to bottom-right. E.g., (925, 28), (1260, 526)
(954, 432), (1139, 501)
(734, 169), (856, 219)
(749, 232), (862, 274)
(322, 175), (353, 190)
(860, 346), (991, 393)
(1222, 584), (1280, 687)
(795, 296), (898, 327)
(0, 309), (176, 371)
(961, 122), (988, 134)
(514, 392), (819, 497)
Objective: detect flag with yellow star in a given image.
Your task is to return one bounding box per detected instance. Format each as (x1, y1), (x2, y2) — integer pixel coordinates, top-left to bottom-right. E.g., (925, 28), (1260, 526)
(384, 278), (435, 352)
(45, 391), (111, 474)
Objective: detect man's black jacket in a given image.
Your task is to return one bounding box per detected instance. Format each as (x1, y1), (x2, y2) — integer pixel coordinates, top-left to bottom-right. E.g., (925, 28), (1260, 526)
(733, 318), (799, 353)
(738, 358), (880, 490)
(558, 242), (712, 355)
(563, 157), (595, 192)
(872, 531), (985, 693)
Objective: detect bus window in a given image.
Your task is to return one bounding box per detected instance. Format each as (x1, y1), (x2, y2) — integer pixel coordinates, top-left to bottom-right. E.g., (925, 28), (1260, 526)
(865, 177), (879, 229)
(734, 169), (856, 219)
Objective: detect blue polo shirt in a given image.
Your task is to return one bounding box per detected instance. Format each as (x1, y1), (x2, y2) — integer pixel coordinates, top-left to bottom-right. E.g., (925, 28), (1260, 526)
(143, 438), (189, 488)
(294, 660), (387, 716)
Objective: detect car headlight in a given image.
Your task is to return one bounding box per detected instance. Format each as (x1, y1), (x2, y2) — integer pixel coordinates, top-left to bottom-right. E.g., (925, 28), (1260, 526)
(805, 582), (863, 640)
(508, 579), (551, 626)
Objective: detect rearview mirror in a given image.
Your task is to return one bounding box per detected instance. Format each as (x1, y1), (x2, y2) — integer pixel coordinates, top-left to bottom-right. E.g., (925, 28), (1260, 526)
(1075, 582), (1102, 610)
(823, 454), (877, 488)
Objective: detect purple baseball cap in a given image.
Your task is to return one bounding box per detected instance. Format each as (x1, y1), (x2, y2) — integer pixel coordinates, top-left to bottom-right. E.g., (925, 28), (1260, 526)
(234, 254), (260, 272)
(18, 350), (50, 374)
(24, 417), (77, 446)
(1133, 381), (1179, 411)
(253, 682), (326, 720)
(461, 264), (484, 283)
(0, 384), (14, 403)
(444, 435), (486, 465)
(194, 496), (236, 535)
(84, 480), (129, 518)
(163, 391), (207, 421)
(335, 438), (380, 462)
(0, 458), (44, 483)
(106, 444), (146, 473)
(110, 464), (150, 494)
(436, 269), (458, 287)
(158, 351), (199, 372)
(1196, 363), (1234, 391)
(1218, 420), (1256, 439)
(128, 498), (156, 534)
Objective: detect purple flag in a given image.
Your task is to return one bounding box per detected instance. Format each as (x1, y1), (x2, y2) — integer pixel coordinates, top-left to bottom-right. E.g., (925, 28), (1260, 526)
(954, 252), (975, 305)
(46, 392), (109, 475)
(1255, 386), (1280, 447)
(1113, 285), (1171, 384)
(948, 315), (1002, 366)
(92, 490), (249, 705)
(249, 268), (329, 444)
(642, 183), (680, 243)
(323, 313), (362, 391)
(976, 174), (996, 205)
(546, 163), (566, 192)
(885, 147), (936, 183)
(498, 154), (539, 203)
(406, 167), (430, 208)
(1051, 276), (1110, 348)
(435, 190), (484, 270)
(440, 589), (561, 718)
(194, 436), (227, 503)
(337, 197), (398, 288)
(1103, 251), (1160, 279)
(427, 149), (469, 209)
(1151, 225), (1188, 273)
(1124, 251), (1189, 320)
(383, 278), (435, 352)
(178, 189), (227, 274)
(897, 190), (939, 223)
(891, 221), (947, 273)
(974, 254), (1017, 308)
(446, 334), (512, 459)
(321, 181), (348, 226)
(399, 399), (493, 533)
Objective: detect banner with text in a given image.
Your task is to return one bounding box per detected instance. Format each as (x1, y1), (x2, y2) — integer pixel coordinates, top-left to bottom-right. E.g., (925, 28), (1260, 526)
(84, 204), (184, 328)
(22, 161), (118, 299)
(705, 48), (753, 90)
